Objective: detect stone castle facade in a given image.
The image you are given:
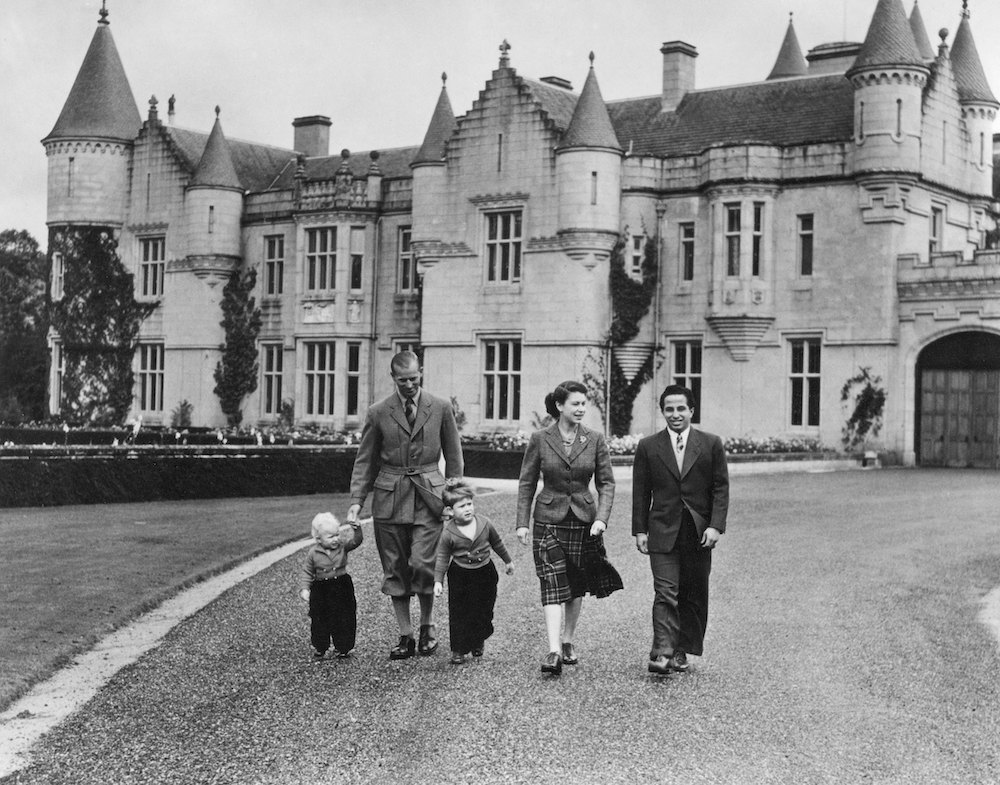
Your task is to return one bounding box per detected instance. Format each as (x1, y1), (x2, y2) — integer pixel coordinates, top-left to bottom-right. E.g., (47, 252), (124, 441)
(44, 0), (1000, 466)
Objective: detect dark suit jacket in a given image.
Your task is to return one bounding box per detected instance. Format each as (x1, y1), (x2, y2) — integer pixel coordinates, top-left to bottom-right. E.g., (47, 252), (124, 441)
(631, 427), (729, 553)
(349, 390), (463, 523)
(516, 424), (615, 528)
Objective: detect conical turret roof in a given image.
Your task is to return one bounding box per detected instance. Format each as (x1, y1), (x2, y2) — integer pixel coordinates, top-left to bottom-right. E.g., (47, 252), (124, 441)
(412, 75), (457, 165)
(43, 13), (140, 142)
(849, 0), (924, 73)
(950, 8), (998, 105)
(909, 1), (935, 61)
(558, 55), (621, 151)
(190, 111), (242, 189)
(767, 16), (808, 80)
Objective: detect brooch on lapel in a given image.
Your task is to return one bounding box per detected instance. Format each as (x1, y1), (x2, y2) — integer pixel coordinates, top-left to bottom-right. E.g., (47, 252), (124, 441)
(579, 435), (587, 444)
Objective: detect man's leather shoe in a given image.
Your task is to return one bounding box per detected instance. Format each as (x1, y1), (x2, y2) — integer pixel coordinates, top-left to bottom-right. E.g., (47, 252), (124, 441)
(670, 651), (690, 673)
(418, 624), (438, 655)
(541, 652), (563, 675)
(389, 635), (415, 660)
(561, 642), (578, 665)
(647, 655), (672, 675)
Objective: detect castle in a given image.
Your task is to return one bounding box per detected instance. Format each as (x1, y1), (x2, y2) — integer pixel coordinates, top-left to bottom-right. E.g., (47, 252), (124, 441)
(43, 0), (999, 466)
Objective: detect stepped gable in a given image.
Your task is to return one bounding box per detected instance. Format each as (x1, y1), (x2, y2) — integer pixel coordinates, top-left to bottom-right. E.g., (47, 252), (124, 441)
(558, 55), (621, 150)
(767, 15), (808, 80)
(412, 76), (458, 165)
(44, 12), (140, 142)
(849, 0), (923, 72)
(608, 74), (854, 158)
(190, 111), (241, 189)
(950, 8), (998, 105)
(909, 1), (935, 61)
(518, 78), (579, 133)
(165, 126), (296, 193)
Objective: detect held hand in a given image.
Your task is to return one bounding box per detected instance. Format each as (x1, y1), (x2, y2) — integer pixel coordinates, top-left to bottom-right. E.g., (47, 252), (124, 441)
(300, 589), (310, 602)
(337, 524), (355, 544)
(635, 533), (649, 555)
(516, 527), (530, 546)
(701, 527), (721, 548)
(504, 563), (514, 575)
(590, 520), (607, 537)
(346, 504), (361, 524)
(433, 581), (444, 598)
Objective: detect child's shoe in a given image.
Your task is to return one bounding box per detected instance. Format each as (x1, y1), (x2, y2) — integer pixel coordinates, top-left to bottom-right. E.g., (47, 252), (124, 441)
(335, 650), (352, 659)
(471, 644), (485, 657)
(449, 651), (466, 665)
(312, 649), (326, 661)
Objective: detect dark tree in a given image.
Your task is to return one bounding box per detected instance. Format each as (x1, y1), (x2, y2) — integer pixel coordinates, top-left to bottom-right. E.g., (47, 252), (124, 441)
(214, 268), (262, 427)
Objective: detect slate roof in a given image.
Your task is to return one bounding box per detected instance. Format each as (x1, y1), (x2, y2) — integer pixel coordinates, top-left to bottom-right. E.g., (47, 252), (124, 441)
(558, 64), (621, 150)
(768, 18), (808, 80)
(607, 74), (855, 158)
(44, 22), (141, 142)
(850, 0), (923, 73)
(269, 147), (421, 190)
(412, 81), (458, 165)
(909, 1), (936, 62)
(165, 127), (296, 193)
(950, 14), (998, 105)
(519, 78), (579, 133)
(190, 116), (242, 189)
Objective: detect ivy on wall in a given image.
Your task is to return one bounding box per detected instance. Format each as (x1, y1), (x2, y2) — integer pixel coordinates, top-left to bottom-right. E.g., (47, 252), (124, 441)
(213, 268), (262, 427)
(48, 227), (156, 426)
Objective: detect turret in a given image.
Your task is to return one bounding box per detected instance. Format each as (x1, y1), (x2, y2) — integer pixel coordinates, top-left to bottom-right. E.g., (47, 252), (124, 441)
(410, 73), (457, 248)
(950, 1), (998, 197)
(41, 5), (140, 228)
(847, 0), (929, 175)
(767, 14), (808, 80)
(909, 1), (935, 63)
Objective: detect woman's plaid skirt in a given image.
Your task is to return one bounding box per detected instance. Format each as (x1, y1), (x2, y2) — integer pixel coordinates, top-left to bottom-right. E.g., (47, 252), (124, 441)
(532, 513), (623, 605)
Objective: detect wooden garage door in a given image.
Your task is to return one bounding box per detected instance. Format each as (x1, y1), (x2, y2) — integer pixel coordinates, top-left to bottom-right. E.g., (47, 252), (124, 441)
(920, 370), (1000, 468)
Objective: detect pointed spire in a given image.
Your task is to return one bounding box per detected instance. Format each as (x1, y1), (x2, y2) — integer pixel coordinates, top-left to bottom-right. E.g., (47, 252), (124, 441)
(558, 53), (621, 151)
(43, 13), (141, 142)
(190, 109), (242, 189)
(909, 1), (935, 61)
(849, 0), (924, 74)
(412, 73), (458, 165)
(950, 3), (998, 105)
(767, 13), (808, 80)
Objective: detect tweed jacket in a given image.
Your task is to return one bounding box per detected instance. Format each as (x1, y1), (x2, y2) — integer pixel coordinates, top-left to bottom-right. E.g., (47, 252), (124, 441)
(631, 427), (729, 553)
(516, 424), (615, 529)
(349, 389), (463, 523)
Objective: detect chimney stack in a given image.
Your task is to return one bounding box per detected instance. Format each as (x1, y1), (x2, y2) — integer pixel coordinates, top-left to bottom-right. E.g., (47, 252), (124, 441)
(292, 115), (332, 157)
(660, 41), (697, 112)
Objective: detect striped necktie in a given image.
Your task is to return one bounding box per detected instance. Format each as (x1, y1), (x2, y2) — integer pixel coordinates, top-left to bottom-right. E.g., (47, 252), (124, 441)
(405, 399), (416, 428)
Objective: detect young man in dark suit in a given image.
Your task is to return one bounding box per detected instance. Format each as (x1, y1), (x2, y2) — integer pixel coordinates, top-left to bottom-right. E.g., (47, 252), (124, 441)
(347, 351), (464, 659)
(632, 384), (729, 675)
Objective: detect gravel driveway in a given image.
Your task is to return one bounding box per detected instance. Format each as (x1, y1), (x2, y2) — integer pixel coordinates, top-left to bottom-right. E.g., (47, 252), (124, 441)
(4, 469), (1000, 784)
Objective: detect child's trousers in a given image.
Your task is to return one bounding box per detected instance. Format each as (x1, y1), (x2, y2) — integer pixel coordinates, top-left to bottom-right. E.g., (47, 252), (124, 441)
(309, 574), (357, 654)
(447, 561), (498, 654)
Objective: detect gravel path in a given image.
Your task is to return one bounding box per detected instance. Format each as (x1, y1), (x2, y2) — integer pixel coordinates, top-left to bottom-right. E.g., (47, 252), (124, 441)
(3, 469), (1000, 784)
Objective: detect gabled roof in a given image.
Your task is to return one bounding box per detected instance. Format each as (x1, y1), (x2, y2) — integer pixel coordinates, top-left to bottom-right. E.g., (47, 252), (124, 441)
(608, 74), (855, 158)
(768, 17), (808, 80)
(412, 78), (458, 165)
(189, 114), (242, 189)
(558, 59), (621, 150)
(950, 11), (998, 105)
(44, 19), (141, 142)
(849, 0), (924, 73)
(165, 127), (296, 193)
(909, 1), (935, 61)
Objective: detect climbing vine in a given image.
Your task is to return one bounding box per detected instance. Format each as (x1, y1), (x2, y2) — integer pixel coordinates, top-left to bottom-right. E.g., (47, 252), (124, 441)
(840, 366), (886, 450)
(48, 227), (156, 425)
(213, 267), (262, 427)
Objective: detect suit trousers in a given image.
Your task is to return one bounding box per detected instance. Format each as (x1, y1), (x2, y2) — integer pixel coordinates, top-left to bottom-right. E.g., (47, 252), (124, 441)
(373, 496), (442, 597)
(648, 511), (712, 659)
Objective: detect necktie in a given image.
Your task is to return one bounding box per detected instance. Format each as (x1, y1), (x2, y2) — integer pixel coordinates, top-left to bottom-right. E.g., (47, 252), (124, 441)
(405, 400), (416, 428)
(676, 433), (684, 453)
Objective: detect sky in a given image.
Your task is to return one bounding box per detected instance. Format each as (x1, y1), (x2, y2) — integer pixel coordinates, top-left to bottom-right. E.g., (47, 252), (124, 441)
(2, 0), (998, 247)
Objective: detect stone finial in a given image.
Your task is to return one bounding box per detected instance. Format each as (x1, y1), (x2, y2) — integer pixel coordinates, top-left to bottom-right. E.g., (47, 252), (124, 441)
(148, 95), (158, 122)
(341, 149), (351, 159)
(961, 0), (969, 20)
(168, 95), (176, 112)
(99, 0), (109, 25)
(589, 51), (595, 65)
(442, 72), (448, 86)
(369, 150), (382, 174)
(939, 27), (949, 43)
(215, 105), (221, 118)
(499, 39), (511, 67)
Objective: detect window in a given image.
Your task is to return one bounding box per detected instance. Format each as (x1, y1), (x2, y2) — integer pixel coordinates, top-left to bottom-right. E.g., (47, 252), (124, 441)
(591, 172), (598, 206)
(398, 227), (417, 293)
(497, 133), (503, 172)
(672, 341), (702, 424)
(208, 205), (215, 234)
(50, 340), (64, 414)
(347, 342), (361, 416)
(261, 344), (283, 416)
(790, 339), (820, 428)
(929, 207), (943, 258)
(51, 252), (64, 300)
(137, 343), (165, 413)
(483, 339), (521, 421)
(264, 235), (284, 296)
(68, 158), (75, 198)
(486, 210), (522, 283)
(896, 99), (902, 137)
(858, 101), (864, 142)
(752, 203), (764, 277)
(725, 204), (741, 276)
(680, 223), (695, 282)
(350, 227), (364, 291)
(395, 340), (422, 363)
(304, 342), (335, 416)
(631, 235), (645, 276)
(798, 214), (814, 276)
(306, 227), (336, 292)
(139, 237), (165, 297)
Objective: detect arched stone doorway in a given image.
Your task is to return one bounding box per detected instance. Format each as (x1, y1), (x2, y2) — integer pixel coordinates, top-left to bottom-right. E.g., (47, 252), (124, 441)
(917, 331), (1000, 467)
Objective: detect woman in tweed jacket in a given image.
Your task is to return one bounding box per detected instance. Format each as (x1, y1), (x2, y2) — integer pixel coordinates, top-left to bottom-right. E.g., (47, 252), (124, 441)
(516, 380), (622, 676)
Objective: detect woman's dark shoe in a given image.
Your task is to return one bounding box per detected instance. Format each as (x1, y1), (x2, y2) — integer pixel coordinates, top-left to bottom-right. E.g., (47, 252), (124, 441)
(670, 651), (689, 673)
(541, 651), (563, 675)
(389, 635), (416, 660)
(471, 644), (485, 657)
(647, 655), (671, 675)
(561, 642), (578, 665)
(418, 624), (438, 655)
(449, 652), (466, 665)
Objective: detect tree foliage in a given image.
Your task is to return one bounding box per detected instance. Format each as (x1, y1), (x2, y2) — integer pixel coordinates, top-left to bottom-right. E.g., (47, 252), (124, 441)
(0, 229), (49, 421)
(213, 268), (262, 427)
(48, 227), (157, 425)
(840, 366), (886, 450)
